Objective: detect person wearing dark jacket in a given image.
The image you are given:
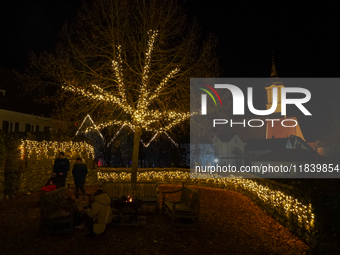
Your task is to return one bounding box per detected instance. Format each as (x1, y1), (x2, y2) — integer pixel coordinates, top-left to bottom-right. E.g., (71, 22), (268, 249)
(53, 152), (70, 187)
(72, 157), (88, 199)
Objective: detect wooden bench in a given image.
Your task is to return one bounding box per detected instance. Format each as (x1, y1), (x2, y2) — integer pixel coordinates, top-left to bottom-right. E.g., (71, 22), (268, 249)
(101, 182), (160, 212)
(74, 191), (94, 205)
(40, 187), (74, 235)
(162, 184), (201, 227)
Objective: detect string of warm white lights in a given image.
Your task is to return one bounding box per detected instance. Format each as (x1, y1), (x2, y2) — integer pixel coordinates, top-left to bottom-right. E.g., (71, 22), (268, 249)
(83, 110), (190, 133)
(62, 82), (134, 115)
(164, 131), (178, 147)
(107, 124), (126, 147)
(20, 139), (95, 160)
(138, 29), (159, 108)
(192, 173), (315, 232)
(145, 67), (180, 108)
(140, 132), (158, 148)
(97, 170), (315, 233)
(112, 45), (129, 108)
(61, 29), (190, 134)
(76, 114), (104, 140)
(77, 114), (179, 148)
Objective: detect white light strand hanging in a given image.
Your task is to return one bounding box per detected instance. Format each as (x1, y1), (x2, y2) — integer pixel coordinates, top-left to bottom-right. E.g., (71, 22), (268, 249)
(76, 114), (179, 148)
(75, 114), (104, 140)
(75, 114), (90, 136)
(164, 131), (178, 147)
(140, 132), (158, 148)
(131, 128), (158, 147)
(107, 124), (126, 148)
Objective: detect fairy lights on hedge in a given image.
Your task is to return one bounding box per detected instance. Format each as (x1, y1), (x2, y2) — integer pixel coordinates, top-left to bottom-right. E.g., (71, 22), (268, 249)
(97, 170), (315, 233)
(20, 140), (95, 160)
(217, 176), (315, 232)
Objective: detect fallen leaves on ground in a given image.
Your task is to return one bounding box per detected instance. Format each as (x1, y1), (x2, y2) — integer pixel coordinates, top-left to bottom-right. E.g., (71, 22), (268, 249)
(0, 185), (312, 255)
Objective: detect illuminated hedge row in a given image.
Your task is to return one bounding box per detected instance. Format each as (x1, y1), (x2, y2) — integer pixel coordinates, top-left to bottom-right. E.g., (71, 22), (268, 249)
(98, 170), (315, 236)
(20, 139), (95, 160)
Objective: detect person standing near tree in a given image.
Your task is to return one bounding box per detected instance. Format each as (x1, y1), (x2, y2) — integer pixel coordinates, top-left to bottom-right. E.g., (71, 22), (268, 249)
(72, 157), (88, 199)
(53, 152), (70, 187)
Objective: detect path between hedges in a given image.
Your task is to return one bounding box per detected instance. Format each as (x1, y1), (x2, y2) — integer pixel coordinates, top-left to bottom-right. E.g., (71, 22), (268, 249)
(0, 185), (311, 255)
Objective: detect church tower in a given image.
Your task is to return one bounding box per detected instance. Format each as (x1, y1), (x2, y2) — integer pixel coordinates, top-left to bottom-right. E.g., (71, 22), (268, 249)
(265, 55), (285, 117)
(264, 55), (305, 140)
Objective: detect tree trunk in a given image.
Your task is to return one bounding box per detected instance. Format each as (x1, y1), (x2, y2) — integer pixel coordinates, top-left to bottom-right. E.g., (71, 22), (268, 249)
(131, 127), (141, 183)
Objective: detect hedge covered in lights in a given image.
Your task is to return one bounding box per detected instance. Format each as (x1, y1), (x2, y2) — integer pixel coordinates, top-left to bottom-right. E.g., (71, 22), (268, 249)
(98, 169), (316, 244)
(2, 139), (98, 194)
(20, 139), (95, 160)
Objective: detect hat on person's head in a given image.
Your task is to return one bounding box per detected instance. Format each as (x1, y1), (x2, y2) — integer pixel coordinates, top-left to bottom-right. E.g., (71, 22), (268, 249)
(59, 152), (65, 156)
(76, 157), (82, 161)
(94, 189), (104, 196)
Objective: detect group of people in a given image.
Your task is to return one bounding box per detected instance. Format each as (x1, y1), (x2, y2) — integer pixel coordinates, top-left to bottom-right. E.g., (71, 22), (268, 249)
(52, 187), (113, 237)
(46, 152), (87, 196)
(41, 152), (113, 237)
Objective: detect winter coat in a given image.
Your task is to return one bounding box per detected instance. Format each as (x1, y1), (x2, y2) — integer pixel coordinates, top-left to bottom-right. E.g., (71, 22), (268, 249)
(86, 193), (113, 234)
(45, 175), (62, 188)
(72, 162), (88, 184)
(53, 158), (70, 175)
(40, 184), (56, 193)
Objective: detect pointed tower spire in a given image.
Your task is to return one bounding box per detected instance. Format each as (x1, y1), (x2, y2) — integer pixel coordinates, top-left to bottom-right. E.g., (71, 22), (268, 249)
(270, 53), (278, 78)
(266, 52), (284, 115)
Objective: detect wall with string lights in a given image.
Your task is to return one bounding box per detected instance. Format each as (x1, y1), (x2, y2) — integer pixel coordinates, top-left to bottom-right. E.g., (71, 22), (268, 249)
(3, 139), (96, 196)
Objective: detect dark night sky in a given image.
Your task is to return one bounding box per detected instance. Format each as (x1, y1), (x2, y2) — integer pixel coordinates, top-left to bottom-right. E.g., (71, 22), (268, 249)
(0, 0), (339, 141)
(0, 1), (338, 76)
(0, 0), (83, 70)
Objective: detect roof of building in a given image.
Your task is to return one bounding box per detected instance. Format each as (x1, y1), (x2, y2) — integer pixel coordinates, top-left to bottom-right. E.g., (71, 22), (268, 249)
(267, 117), (305, 141)
(252, 148), (328, 163)
(213, 118), (267, 142)
(287, 135), (312, 150)
(246, 137), (288, 151)
(215, 133), (241, 143)
(192, 136), (213, 144)
(213, 115), (306, 142)
(245, 135), (312, 151)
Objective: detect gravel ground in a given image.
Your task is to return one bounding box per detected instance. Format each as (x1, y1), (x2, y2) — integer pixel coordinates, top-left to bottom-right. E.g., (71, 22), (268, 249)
(0, 185), (311, 255)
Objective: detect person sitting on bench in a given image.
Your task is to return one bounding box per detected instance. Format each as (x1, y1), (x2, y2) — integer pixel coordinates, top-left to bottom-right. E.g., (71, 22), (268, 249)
(82, 189), (113, 237)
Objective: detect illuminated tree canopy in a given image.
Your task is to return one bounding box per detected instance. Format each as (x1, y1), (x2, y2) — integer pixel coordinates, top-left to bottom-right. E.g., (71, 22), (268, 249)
(23, 0), (219, 182)
(62, 30), (188, 133)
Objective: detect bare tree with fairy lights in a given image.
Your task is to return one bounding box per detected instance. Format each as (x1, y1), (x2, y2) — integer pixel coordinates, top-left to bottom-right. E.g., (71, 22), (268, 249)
(22, 0), (219, 183)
